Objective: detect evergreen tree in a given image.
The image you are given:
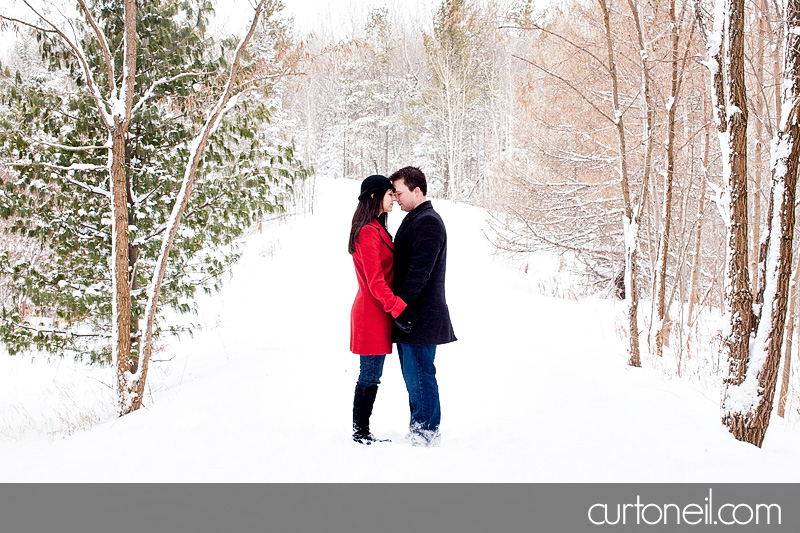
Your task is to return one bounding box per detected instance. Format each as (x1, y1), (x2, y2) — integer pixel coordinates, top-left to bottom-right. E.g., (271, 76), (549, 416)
(422, 0), (491, 198)
(0, 0), (308, 412)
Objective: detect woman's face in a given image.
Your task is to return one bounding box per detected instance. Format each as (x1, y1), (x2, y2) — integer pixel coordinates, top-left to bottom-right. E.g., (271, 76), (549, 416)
(379, 189), (395, 214)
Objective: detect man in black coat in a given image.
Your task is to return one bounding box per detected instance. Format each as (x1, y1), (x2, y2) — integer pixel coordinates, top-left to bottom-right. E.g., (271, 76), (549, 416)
(390, 166), (456, 447)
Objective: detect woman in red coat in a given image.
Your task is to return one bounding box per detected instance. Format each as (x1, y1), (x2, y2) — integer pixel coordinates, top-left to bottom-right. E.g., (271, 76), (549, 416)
(348, 174), (408, 444)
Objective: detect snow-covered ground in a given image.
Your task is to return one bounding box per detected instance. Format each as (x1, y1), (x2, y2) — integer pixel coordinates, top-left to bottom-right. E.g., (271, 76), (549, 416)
(1, 176), (798, 482)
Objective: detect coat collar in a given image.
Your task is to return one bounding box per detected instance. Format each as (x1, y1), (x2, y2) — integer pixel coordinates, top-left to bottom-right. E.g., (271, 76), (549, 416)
(368, 219), (394, 250)
(397, 200), (432, 236)
(406, 200), (433, 220)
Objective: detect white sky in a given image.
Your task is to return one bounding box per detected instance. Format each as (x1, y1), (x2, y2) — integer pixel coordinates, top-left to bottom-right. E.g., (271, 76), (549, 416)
(0, 0), (435, 60)
(213, 0), (435, 39)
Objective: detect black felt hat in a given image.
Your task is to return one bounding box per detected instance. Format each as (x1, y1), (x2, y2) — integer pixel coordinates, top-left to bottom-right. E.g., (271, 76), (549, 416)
(358, 174), (393, 200)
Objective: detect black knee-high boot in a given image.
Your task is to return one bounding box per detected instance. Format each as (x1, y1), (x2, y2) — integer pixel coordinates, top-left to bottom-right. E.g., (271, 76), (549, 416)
(352, 384), (387, 444)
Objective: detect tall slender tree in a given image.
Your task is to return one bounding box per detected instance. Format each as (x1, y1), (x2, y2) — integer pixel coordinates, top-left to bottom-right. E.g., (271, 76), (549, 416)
(423, 0), (488, 198)
(597, 0), (643, 366)
(0, 0), (308, 414)
(721, 0), (800, 446)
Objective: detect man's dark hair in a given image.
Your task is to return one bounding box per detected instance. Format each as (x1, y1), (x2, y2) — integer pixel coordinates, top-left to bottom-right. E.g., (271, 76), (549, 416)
(389, 166), (427, 196)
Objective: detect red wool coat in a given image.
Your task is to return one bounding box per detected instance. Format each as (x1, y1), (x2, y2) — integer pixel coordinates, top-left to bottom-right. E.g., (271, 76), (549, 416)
(350, 220), (407, 355)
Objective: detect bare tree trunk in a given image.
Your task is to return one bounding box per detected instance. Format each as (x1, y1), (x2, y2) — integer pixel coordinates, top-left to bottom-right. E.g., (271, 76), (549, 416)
(755, 0), (785, 311)
(111, 0), (138, 411)
(774, 2), (783, 136)
(111, 127), (133, 406)
(384, 60), (390, 172)
(446, 82), (456, 197)
(722, 0), (800, 446)
(655, 0), (681, 358)
(130, 0), (269, 413)
(719, 0), (754, 440)
(599, 0), (641, 367)
(688, 91), (711, 327)
(305, 73), (314, 168)
(4, 0), (137, 412)
(778, 252), (800, 417)
(626, 0), (655, 356)
(751, 0), (767, 299)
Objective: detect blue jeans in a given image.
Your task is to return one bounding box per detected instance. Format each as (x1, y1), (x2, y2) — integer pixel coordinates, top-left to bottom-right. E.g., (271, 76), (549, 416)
(397, 344), (440, 436)
(357, 355), (386, 387)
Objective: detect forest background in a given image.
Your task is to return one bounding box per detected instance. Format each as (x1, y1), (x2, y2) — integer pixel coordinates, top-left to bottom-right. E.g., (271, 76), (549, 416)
(1, 0), (799, 451)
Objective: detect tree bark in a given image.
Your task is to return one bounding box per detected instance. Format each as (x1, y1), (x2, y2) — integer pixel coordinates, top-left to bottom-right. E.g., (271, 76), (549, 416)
(750, 0), (767, 299)
(112, 0), (137, 412)
(722, 0), (800, 446)
(778, 253), (800, 417)
(130, 0), (268, 413)
(688, 91), (711, 327)
(599, 0), (640, 367)
(111, 127), (133, 407)
(718, 0), (752, 401)
(655, 0), (680, 357)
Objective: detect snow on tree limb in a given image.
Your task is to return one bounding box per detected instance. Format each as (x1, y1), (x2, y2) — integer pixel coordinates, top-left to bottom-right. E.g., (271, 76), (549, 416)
(75, 0), (115, 95)
(10, 0), (114, 128)
(131, 72), (207, 116)
(24, 138), (109, 153)
(5, 161), (110, 197)
(129, 0), (269, 411)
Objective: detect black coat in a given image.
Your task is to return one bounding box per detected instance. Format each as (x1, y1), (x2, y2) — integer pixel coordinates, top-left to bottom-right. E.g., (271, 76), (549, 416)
(392, 201), (457, 345)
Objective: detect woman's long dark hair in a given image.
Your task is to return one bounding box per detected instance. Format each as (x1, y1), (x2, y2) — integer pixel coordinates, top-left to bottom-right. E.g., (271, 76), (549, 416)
(348, 190), (390, 254)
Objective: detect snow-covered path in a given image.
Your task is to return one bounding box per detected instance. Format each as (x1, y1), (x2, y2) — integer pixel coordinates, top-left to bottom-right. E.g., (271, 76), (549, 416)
(1, 177), (798, 482)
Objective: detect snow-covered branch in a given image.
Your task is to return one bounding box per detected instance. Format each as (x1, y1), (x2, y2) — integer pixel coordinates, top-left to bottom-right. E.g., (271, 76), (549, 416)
(62, 175), (111, 197)
(75, 0), (116, 95)
(10, 161), (105, 172)
(9, 135), (110, 153)
(15, 322), (110, 339)
(7, 161), (111, 196)
(0, 13), (54, 34)
(131, 71), (206, 115)
(15, 0), (113, 128)
(130, 0), (269, 412)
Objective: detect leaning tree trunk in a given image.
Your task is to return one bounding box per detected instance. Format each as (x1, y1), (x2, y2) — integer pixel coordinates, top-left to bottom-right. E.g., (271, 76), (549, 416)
(755, 0), (786, 311)
(773, 1), (784, 139)
(129, 0), (268, 413)
(722, 0), (800, 446)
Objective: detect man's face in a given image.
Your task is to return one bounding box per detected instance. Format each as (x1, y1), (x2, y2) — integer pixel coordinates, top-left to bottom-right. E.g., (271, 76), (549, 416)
(393, 179), (418, 212)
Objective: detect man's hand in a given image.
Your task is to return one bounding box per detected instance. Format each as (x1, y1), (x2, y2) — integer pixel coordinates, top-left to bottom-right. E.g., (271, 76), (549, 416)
(394, 307), (419, 334)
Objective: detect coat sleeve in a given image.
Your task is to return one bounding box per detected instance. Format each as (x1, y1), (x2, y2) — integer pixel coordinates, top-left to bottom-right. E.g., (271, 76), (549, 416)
(396, 215), (444, 304)
(356, 225), (407, 318)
